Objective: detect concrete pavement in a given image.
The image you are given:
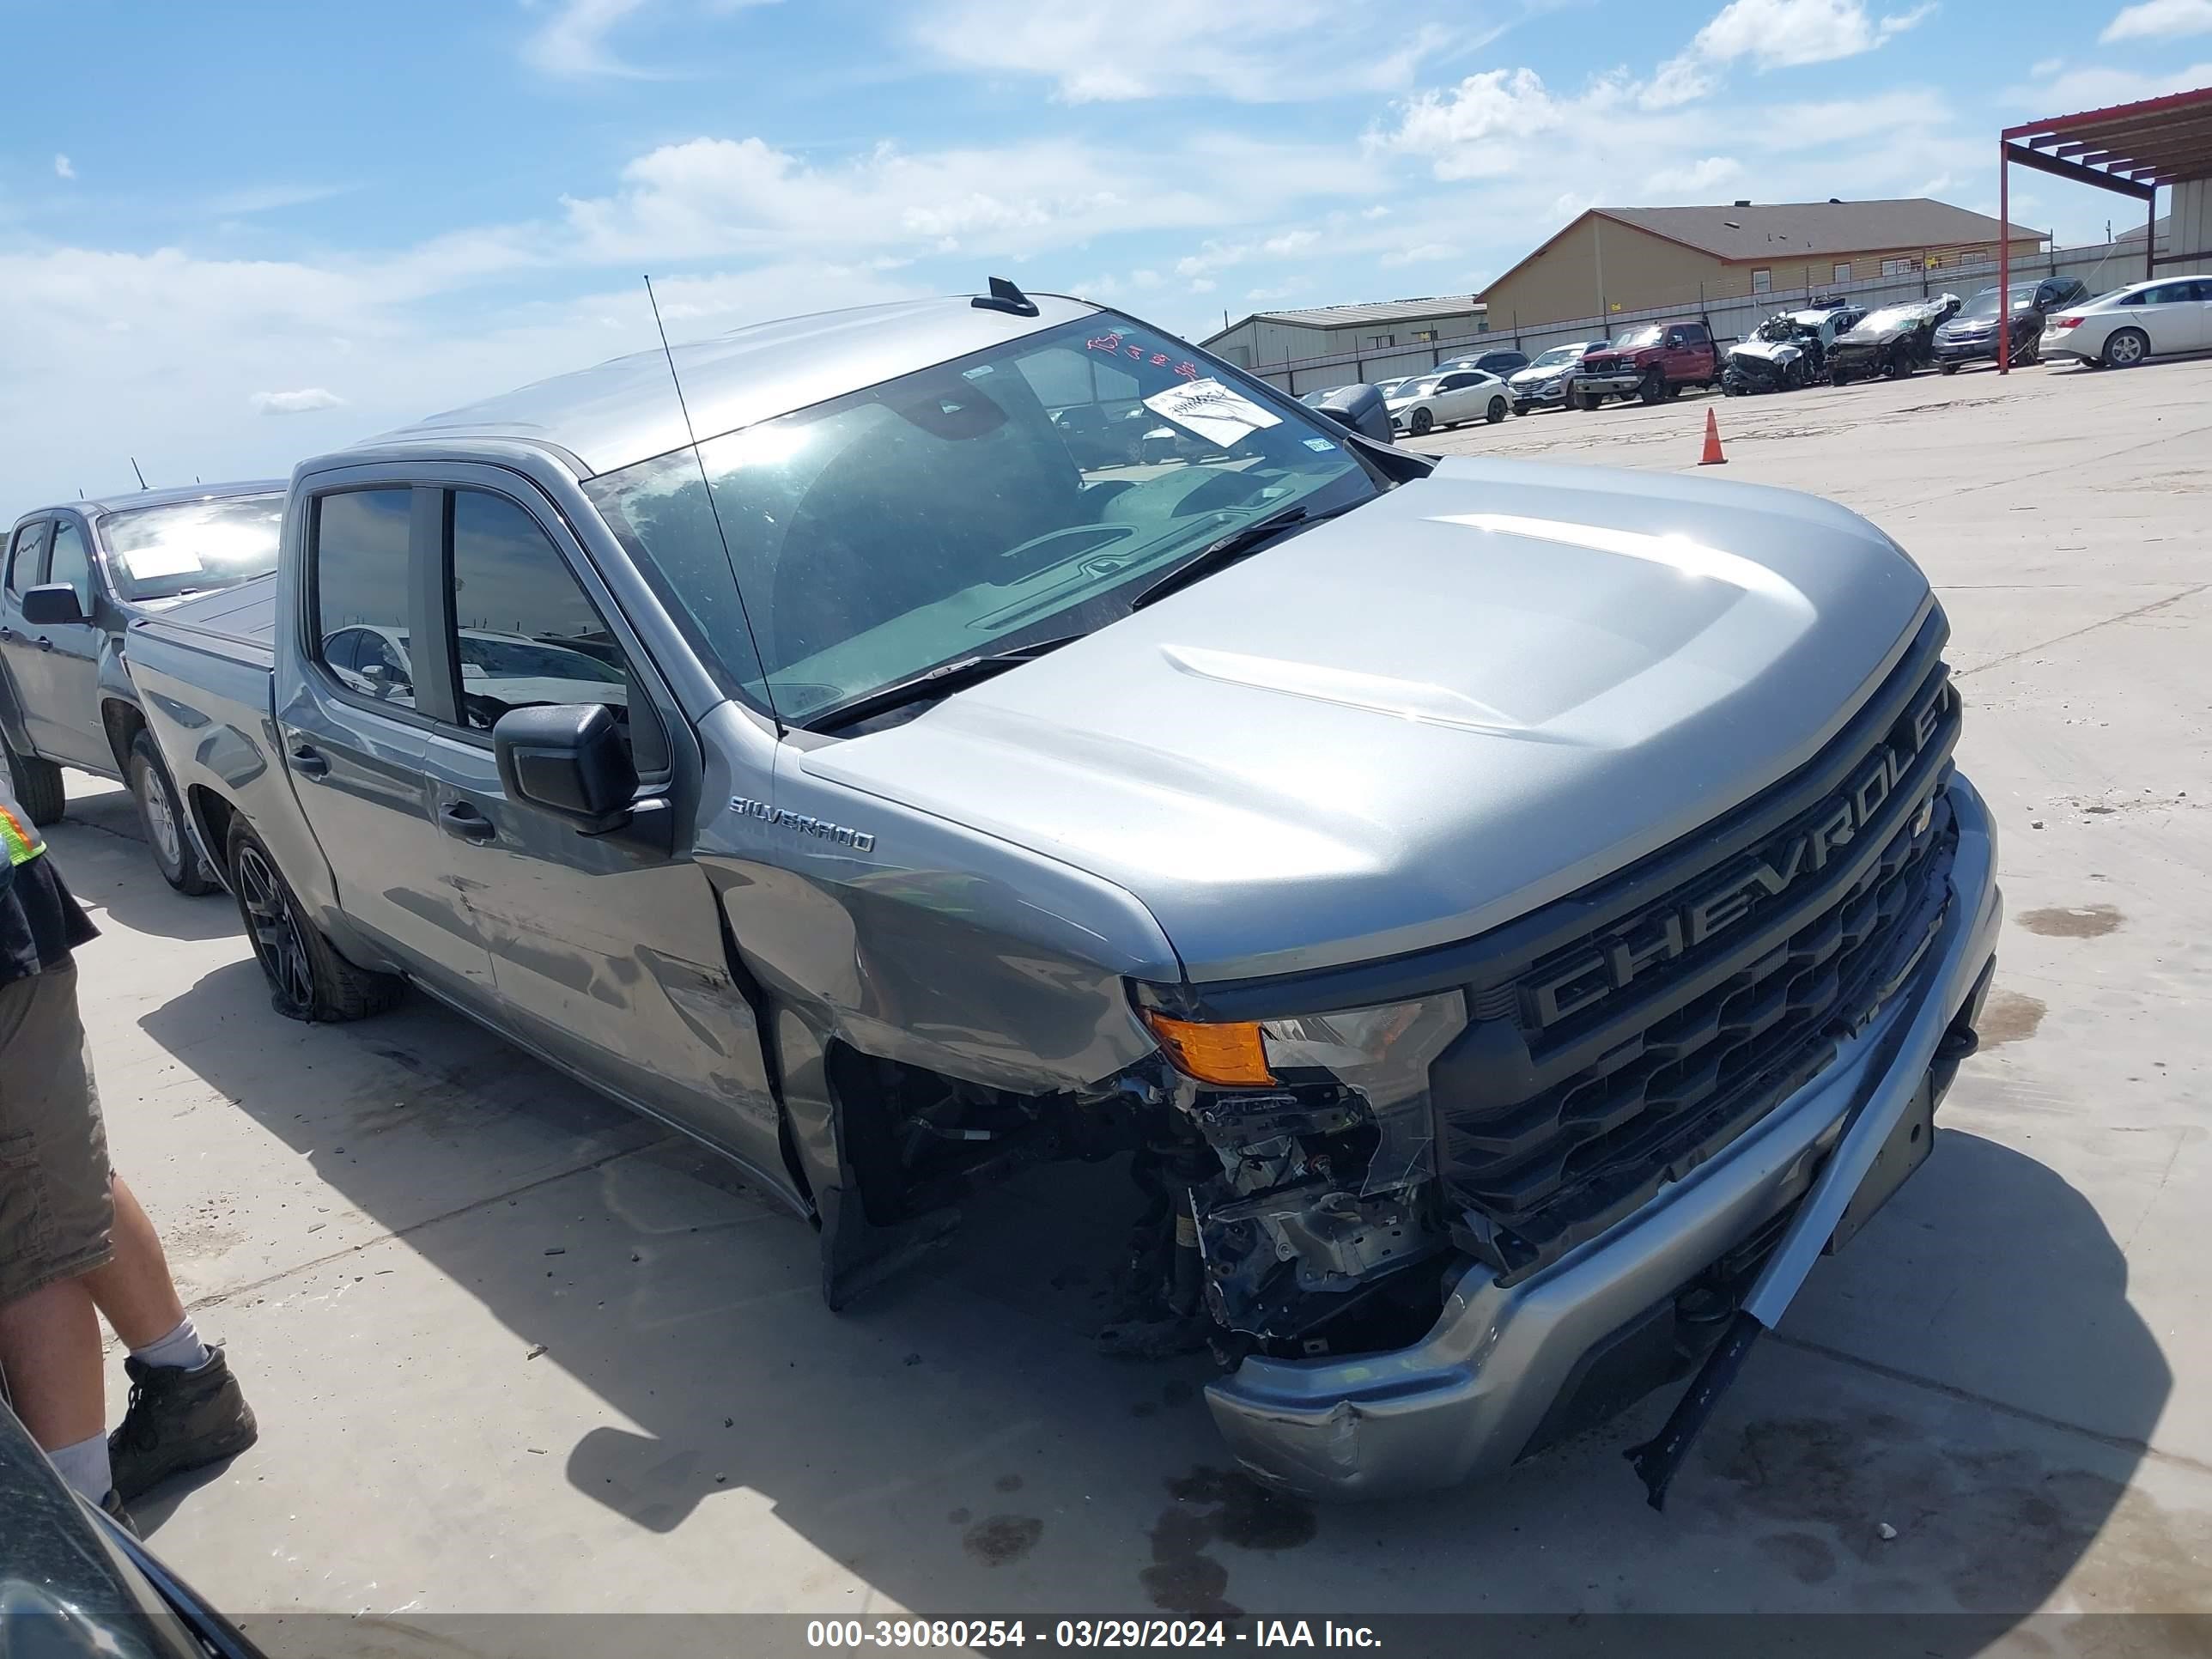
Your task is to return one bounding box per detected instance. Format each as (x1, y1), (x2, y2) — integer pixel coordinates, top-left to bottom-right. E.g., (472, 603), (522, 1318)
(40, 351), (2212, 1638)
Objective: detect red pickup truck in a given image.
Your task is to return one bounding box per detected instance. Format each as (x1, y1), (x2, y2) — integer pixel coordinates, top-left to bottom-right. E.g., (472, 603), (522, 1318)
(1572, 320), (1720, 407)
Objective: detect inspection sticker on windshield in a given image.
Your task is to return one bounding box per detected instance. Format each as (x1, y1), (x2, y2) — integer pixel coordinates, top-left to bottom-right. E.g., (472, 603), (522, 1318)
(123, 546), (204, 580)
(1142, 378), (1281, 448)
(1303, 436), (1338, 452)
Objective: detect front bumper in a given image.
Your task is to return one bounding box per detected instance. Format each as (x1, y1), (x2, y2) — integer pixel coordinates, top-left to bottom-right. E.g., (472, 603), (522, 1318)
(1205, 774), (2002, 1499)
(1572, 370), (1644, 397)
(1512, 377), (1571, 407)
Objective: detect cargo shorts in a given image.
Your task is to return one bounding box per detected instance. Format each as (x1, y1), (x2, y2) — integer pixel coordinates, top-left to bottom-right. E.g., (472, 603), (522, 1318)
(0, 961), (115, 1306)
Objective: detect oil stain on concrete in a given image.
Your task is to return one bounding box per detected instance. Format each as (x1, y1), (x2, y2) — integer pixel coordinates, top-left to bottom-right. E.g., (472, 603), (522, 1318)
(1979, 990), (2047, 1048)
(962, 1514), (1043, 1566)
(2018, 903), (2124, 939)
(1141, 1466), (1317, 1618)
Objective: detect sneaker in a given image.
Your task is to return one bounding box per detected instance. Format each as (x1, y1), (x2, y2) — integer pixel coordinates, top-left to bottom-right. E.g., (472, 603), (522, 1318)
(98, 1488), (140, 1537)
(108, 1346), (258, 1501)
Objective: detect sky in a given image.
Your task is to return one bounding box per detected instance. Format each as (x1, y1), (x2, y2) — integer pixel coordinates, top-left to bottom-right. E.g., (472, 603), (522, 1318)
(3, 0), (2208, 505)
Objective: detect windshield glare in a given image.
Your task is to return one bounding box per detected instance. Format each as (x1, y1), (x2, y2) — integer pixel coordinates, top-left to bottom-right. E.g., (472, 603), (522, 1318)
(1613, 325), (1663, 349)
(1855, 307), (1922, 334)
(1528, 344), (1587, 368)
(97, 495), (283, 602)
(586, 316), (1380, 725)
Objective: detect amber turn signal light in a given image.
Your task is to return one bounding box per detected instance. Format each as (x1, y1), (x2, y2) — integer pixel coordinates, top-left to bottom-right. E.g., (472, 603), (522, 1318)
(1140, 1012), (1277, 1087)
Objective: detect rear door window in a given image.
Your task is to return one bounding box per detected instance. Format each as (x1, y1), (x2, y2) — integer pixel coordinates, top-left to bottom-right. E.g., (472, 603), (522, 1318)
(309, 489), (416, 708)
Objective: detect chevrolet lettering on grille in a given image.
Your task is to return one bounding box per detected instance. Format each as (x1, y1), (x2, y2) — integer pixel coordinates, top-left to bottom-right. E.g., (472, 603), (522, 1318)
(1526, 677), (1952, 1030)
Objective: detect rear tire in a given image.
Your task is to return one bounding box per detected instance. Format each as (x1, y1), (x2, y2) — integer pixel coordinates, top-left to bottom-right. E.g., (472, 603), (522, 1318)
(2102, 328), (2148, 368)
(3, 742), (64, 826)
(226, 818), (402, 1023)
(1486, 397), (1506, 424)
(128, 730), (216, 896)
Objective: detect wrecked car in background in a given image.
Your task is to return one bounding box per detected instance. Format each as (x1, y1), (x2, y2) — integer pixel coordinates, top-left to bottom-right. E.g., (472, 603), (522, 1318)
(126, 283), (2001, 1501)
(1722, 300), (1863, 394)
(1826, 295), (1962, 385)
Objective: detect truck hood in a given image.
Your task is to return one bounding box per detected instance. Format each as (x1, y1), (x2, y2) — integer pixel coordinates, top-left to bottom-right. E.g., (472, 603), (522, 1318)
(794, 458), (1935, 986)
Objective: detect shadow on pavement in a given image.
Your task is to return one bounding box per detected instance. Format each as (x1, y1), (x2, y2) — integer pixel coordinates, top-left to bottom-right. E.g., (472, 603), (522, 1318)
(135, 962), (2172, 1622)
(43, 780), (242, 944)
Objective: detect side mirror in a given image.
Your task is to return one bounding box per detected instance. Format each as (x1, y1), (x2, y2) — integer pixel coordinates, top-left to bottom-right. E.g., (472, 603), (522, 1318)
(494, 703), (636, 834)
(21, 583), (88, 626)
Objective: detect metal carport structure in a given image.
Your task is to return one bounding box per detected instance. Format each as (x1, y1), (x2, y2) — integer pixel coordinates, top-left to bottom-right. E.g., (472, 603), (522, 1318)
(1998, 84), (2212, 372)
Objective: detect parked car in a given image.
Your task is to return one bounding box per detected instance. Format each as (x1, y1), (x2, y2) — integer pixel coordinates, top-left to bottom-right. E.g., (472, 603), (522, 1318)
(1826, 295), (1962, 385)
(2042, 276), (2212, 368)
(1436, 348), (1529, 380)
(1, 481), (283, 890)
(1722, 301), (1863, 394)
(1573, 320), (1720, 407)
(1, 1394), (265, 1658)
(128, 284), (1999, 1503)
(1506, 341), (1603, 415)
(1386, 368), (1510, 435)
(1932, 278), (2089, 374)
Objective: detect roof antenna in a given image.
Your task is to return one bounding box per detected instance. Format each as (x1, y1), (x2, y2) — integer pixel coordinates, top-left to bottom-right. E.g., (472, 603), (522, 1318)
(130, 456), (148, 489)
(642, 275), (784, 738)
(973, 276), (1039, 318)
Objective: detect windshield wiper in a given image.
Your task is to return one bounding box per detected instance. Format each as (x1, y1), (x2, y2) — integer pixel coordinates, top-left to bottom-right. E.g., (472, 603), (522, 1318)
(811, 634), (1084, 733)
(1130, 502), (1347, 612)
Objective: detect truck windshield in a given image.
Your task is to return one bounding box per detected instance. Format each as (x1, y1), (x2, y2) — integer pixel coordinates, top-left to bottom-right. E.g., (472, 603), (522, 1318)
(1611, 325), (1664, 350)
(586, 315), (1382, 726)
(98, 494), (284, 603)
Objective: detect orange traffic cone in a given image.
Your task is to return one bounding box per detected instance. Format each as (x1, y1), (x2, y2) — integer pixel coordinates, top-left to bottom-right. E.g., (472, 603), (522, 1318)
(1698, 408), (1727, 465)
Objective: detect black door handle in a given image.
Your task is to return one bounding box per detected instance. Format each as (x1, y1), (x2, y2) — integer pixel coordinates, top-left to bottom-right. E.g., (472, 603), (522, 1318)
(289, 745), (330, 778)
(34, 637), (52, 652)
(0, 625), (15, 641)
(439, 802), (497, 842)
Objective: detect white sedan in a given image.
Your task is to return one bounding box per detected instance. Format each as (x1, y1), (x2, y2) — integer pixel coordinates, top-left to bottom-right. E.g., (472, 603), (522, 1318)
(1386, 369), (1510, 437)
(2043, 277), (2212, 368)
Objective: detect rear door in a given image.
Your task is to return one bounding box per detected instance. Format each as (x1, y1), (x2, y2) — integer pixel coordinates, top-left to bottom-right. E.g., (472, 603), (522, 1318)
(23, 515), (112, 771)
(277, 481), (490, 1000)
(412, 473), (786, 1182)
(1, 519), (53, 757)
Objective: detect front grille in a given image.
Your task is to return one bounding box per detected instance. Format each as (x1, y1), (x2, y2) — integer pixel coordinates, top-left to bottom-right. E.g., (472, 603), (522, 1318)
(1430, 616), (1961, 1279)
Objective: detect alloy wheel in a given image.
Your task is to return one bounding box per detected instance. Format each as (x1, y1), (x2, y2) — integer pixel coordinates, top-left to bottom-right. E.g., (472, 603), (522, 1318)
(235, 844), (314, 1010)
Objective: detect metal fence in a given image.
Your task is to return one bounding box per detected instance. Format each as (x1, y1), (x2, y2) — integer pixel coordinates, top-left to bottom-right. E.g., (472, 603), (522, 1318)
(1247, 236), (2200, 396)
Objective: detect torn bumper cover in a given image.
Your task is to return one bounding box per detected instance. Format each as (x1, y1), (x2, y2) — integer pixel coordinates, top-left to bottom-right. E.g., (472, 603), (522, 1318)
(1204, 775), (2001, 1500)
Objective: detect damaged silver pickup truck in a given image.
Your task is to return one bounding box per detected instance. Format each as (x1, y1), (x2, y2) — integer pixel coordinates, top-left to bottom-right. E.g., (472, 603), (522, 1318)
(125, 281), (1999, 1503)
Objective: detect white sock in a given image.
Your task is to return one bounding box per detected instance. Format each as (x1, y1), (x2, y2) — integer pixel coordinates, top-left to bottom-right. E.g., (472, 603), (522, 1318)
(50, 1431), (112, 1502)
(131, 1317), (211, 1372)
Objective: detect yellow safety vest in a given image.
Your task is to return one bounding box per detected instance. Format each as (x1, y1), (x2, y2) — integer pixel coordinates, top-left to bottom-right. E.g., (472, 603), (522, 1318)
(1, 797), (45, 866)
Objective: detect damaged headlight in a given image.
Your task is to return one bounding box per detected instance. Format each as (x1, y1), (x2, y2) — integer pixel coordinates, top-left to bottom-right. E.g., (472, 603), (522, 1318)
(1139, 994), (1469, 1338)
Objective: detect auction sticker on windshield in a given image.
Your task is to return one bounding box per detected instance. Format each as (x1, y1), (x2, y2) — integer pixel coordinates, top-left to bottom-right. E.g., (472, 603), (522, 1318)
(1143, 379), (1281, 448)
(123, 545), (205, 580)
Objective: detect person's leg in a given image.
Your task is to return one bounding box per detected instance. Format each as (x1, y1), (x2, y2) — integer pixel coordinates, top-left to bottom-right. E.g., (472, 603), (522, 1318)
(82, 1175), (191, 1352)
(0, 966), (120, 1502)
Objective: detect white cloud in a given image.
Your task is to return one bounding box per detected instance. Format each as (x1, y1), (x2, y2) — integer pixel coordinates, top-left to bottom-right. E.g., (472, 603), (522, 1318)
(1245, 284), (1299, 301)
(914, 0), (1465, 101)
(1691, 0), (1935, 68)
(524, 0), (660, 77)
(2005, 58), (2212, 111)
(1189, 277), (1217, 294)
(1644, 155), (1743, 194)
(2101, 0), (2212, 39)
(563, 136), (1231, 262)
(54, 154), (75, 180)
(1379, 242), (1456, 268)
(250, 388), (346, 416)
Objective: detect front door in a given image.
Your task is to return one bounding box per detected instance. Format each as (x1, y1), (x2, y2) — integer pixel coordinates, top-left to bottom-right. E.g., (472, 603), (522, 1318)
(277, 482), (487, 1000)
(23, 517), (112, 771)
(2133, 281), (2203, 354)
(413, 477), (788, 1192)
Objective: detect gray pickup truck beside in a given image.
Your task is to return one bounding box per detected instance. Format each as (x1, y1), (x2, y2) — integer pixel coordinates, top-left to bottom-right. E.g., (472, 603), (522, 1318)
(3, 483), (284, 890)
(126, 285), (2000, 1502)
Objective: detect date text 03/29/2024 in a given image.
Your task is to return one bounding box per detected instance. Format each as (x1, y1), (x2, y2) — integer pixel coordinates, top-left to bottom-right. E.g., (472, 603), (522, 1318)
(805, 1621), (1383, 1650)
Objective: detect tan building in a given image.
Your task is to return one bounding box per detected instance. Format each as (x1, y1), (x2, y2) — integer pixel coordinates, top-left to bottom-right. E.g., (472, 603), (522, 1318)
(1481, 199), (2045, 331)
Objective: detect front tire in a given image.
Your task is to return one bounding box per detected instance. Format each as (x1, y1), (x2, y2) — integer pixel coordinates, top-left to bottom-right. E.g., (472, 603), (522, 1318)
(3, 742), (64, 826)
(1885, 351), (1909, 380)
(127, 730), (216, 896)
(1638, 369), (1664, 404)
(2102, 328), (2148, 368)
(1939, 362), (1958, 375)
(227, 818), (402, 1023)
(1513, 402), (1531, 416)
(1486, 397), (1506, 424)
(1408, 407), (1434, 436)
